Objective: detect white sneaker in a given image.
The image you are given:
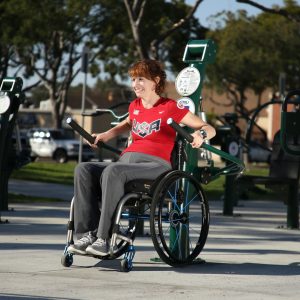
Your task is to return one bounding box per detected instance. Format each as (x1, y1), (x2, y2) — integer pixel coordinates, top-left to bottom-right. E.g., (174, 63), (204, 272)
(86, 238), (109, 256)
(67, 233), (97, 255)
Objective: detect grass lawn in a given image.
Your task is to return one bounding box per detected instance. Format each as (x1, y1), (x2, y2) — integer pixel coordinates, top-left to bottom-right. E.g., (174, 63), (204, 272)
(9, 161), (75, 203)
(11, 161), (76, 185)
(8, 193), (63, 203)
(9, 161), (278, 202)
(202, 164), (279, 201)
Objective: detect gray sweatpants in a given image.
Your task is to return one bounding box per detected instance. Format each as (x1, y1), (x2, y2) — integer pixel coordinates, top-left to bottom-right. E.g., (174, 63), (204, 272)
(73, 152), (171, 239)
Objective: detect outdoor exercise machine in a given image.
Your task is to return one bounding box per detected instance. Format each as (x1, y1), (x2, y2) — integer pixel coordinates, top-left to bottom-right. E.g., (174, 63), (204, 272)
(62, 39), (245, 271)
(245, 98), (283, 163)
(280, 89), (300, 228)
(237, 90), (300, 229)
(175, 39), (244, 216)
(0, 77), (25, 212)
(280, 89), (300, 157)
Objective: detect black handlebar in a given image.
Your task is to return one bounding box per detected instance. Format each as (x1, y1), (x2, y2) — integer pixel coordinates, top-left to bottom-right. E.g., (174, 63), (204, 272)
(282, 89), (300, 111)
(66, 117), (121, 155)
(167, 118), (193, 143)
(167, 118), (245, 176)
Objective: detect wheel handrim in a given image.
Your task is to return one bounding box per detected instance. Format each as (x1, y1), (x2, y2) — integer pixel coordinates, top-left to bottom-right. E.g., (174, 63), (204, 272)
(151, 171), (209, 265)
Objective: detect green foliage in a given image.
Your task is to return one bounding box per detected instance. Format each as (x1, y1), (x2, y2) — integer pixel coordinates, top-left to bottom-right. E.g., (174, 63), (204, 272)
(2, 0), (300, 124)
(0, 0), (205, 113)
(89, 0), (205, 77)
(206, 2), (300, 112)
(26, 85), (49, 106)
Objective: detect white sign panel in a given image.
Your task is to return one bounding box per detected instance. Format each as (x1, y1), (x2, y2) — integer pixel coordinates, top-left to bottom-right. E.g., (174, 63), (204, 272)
(175, 67), (201, 96)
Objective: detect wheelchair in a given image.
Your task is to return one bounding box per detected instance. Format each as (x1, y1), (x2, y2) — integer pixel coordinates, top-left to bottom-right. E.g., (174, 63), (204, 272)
(61, 117), (244, 272)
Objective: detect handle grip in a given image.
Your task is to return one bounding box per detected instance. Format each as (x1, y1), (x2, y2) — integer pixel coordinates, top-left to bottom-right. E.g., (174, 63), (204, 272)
(66, 117), (121, 154)
(167, 118), (193, 143)
(282, 89), (300, 112)
(66, 117), (97, 145)
(167, 118), (245, 175)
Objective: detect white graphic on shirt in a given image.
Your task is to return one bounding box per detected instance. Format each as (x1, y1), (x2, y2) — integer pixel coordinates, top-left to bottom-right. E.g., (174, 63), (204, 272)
(132, 118), (161, 138)
(158, 111), (165, 114)
(133, 109), (139, 115)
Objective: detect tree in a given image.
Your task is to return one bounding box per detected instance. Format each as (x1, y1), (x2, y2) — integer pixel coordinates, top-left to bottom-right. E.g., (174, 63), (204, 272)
(205, 3), (300, 115)
(0, 3), (25, 83)
(123, 0), (204, 59)
(90, 0), (206, 79)
(1, 0), (206, 128)
(236, 0), (300, 23)
(1, 0), (97, 128)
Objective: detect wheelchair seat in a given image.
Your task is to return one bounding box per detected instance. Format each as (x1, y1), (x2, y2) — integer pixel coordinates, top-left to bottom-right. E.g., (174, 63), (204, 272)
(124, 179), (154, 194)
(124, 170), (172, 195)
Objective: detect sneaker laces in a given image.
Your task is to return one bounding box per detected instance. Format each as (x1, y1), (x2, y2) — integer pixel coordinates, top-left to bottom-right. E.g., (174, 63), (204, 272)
(93, 238), (108, 246)
(77, 236), (91, 245)
(77, 232), (95, 245)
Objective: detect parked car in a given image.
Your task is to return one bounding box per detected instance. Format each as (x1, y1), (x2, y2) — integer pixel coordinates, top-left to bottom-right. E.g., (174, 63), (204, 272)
(27, 128), (96, 163)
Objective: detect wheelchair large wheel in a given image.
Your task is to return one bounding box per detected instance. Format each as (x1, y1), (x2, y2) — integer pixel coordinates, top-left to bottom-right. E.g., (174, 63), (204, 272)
(150, 170), (209, 266)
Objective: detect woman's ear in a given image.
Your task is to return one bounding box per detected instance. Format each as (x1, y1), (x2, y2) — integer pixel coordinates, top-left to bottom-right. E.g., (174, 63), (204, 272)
(151, 77), (160, 91)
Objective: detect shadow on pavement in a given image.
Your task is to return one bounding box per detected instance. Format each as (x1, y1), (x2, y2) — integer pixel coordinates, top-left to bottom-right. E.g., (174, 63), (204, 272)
(91, 258), (300, 276)
(0, 294), (75, 300)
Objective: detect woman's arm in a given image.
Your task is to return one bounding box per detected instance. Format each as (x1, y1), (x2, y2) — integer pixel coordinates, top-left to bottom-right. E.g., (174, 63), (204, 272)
(180, 111), (216, 148)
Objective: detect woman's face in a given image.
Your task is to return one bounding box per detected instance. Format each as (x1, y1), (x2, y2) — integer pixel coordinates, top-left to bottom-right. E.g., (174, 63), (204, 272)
(131, 76), (156, 98)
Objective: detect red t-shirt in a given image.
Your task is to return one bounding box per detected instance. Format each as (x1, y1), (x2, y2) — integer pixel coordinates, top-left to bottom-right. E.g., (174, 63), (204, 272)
(122, 97), (189, 163)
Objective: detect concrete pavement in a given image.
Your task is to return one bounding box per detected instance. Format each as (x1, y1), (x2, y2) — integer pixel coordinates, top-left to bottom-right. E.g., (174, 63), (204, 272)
(0, 193), (299, 300)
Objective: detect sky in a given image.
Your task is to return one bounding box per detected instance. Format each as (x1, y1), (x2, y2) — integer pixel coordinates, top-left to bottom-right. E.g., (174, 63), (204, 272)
(22, 0), (298, 88)
(189, 0), (288, 27)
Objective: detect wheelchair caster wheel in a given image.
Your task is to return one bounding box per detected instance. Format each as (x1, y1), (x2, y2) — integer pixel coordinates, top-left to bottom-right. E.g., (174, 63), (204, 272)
(120, 259), (132, 272)
(61, 253), (73, 267)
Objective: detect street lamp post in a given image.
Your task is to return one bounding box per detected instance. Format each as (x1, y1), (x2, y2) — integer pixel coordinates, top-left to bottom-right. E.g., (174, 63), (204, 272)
(78, 46), (89, 163)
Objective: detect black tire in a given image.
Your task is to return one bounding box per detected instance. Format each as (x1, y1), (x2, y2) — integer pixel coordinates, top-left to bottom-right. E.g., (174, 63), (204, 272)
(30, 156), (38, 162)
(54, 149), (68, 163)
(150, 170), (209, 266)
(61, 253), (73, 267)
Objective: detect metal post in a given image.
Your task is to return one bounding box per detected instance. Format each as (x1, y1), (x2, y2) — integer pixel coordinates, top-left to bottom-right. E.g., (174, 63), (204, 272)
(0, 77), (24, 211)
(223, 171), (236, 215)
(279, 72), (286, 99)
(176, 40), (217, 174)
(78, 46), (89, 163)
(287, 184), (299, 229)
(172, 40), (217, 254)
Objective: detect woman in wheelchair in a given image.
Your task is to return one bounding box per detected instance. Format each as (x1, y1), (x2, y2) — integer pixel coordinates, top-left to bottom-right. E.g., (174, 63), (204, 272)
(67, 59), (216, 257)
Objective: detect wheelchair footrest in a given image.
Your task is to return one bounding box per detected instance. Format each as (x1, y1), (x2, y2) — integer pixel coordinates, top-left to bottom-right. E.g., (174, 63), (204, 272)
(113, 232), (132, 244)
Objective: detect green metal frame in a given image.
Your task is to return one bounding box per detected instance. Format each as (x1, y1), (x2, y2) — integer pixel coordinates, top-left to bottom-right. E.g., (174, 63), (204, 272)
(170, 40), (245, 255)
(280, 89), (300, 156)
(180, 39), (244, 180)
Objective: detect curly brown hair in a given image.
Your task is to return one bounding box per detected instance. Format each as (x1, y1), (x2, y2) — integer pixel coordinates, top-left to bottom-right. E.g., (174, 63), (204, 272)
(128, 59), (167, 95)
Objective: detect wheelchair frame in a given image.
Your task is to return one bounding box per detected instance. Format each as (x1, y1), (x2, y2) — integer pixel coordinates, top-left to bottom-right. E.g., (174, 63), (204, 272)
(62, 118), (244, 272)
